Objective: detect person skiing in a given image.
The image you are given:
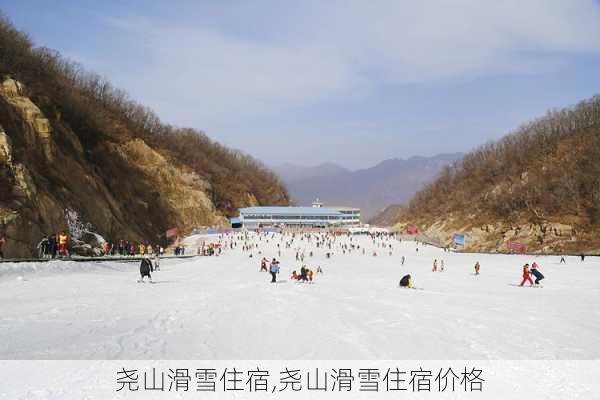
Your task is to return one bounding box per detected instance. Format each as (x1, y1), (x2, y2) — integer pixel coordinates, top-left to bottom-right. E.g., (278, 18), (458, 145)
(474, 262), (480, 275)
(290, 270), (298, 281)
(269, 259), (280, 283)
(139, 255), (153, 283)
(432, 259), (438, 272)
(316, 266), (323, 274)
(531, 262), (544, 285)
(153, 254), (160, 271)
(440, 259), (445, 271)
(260, 257), (268, 272)
(399, 274), (412, 288)
(520, 263), (534, 287)
(401, 255), (405, 266)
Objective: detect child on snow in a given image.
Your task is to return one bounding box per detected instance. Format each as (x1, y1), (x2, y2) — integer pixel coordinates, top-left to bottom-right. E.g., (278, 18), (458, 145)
(520, 263), (534, 286)
(474, 262), (480, 275)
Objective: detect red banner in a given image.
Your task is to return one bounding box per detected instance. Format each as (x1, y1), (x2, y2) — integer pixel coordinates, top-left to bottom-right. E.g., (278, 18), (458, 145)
(507, 241), (527, 253)
(165, 227), (178, 239)
(406, 225), (419, 234)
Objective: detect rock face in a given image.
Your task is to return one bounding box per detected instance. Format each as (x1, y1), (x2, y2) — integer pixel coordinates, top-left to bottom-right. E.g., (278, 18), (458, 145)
(394, 217), (593, 254)
(0, 77), (277, 257)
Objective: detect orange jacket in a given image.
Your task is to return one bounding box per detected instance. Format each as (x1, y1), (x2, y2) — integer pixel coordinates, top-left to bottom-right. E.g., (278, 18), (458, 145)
(58, 234), (68, 245)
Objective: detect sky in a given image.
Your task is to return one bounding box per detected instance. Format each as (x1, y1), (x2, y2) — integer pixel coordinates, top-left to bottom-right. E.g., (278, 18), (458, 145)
(2, 0), (600, 169)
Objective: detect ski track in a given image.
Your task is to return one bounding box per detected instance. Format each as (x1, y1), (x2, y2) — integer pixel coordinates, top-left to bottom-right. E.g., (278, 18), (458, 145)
(1, 234), (599, 360)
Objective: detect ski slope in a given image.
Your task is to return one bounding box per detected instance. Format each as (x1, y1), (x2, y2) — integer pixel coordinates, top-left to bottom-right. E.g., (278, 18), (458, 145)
(1, 233), (599, 360)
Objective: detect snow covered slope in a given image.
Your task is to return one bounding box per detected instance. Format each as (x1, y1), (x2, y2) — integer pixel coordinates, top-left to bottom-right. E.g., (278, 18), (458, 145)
(1, 234), (598, 359)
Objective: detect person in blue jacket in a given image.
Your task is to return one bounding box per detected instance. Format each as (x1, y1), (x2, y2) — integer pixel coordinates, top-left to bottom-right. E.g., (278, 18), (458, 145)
(531, 262), (545, 285)
(270, 259), (280, 283)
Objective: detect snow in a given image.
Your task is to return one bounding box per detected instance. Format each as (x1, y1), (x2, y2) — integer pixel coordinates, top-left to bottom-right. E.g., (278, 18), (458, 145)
(1, 232), (599, 360)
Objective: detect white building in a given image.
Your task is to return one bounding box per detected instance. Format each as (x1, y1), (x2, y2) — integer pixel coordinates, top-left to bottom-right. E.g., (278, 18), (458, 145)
(237, 201), (361, 228)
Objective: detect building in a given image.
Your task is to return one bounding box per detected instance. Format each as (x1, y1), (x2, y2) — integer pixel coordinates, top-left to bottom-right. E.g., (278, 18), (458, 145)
(237, 199), (361, 228)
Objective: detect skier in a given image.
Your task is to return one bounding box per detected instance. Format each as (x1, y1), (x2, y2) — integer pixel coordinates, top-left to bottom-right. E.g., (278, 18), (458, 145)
(290, 270), (299, 281)
(440, 259), (445, 271)
(432, 259), (438, 272)
(520, 263), (534, 287)
(399, 274), (412, 288)
(260, 257), (268, 272)
(316, 266), (323, 274)
(531, 262), (544, 285)
(139, 255), (153, 283)
(153, 254), (160, 271)
(401, 255), (405, 266)
(269, 259), (280, 283)
(474, 262), (480, 275)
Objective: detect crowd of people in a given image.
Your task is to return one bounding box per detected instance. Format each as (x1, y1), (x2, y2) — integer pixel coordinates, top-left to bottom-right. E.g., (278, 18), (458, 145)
(36, 232), (71, 258)
(186, 229), (560, 289)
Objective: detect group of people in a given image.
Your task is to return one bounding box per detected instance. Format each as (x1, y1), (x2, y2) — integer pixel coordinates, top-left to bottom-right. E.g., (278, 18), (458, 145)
(37, 232), (70, 258)
(290, 265), (323, 283)
(260, 257), (281, 283)
(432, 259), (445, 272)
(399, 257), (547, 289)
(109, 240), (164, 257)
(520, 262), (545, 286)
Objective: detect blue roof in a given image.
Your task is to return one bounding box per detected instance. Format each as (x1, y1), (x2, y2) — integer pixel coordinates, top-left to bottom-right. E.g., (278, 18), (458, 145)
(239, 206), (343, 216)
(229, 217), (241, 224)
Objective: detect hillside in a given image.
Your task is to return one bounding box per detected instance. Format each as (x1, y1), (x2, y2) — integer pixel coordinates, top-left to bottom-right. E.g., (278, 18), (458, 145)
(0, 15), (289, 257)
(276, 154), (462, 219)
(393, 97), (600, 253)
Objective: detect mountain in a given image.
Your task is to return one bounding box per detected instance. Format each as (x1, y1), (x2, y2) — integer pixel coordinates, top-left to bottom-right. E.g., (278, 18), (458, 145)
(392, 96), (600, 253)
(275, 153), (462, 219)
(0, 15), (288, 257)
(275, 162), (349, 185)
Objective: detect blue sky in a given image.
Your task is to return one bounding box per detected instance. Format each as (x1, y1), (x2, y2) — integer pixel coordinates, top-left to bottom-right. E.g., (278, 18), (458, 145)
(3, 0), (600, 168)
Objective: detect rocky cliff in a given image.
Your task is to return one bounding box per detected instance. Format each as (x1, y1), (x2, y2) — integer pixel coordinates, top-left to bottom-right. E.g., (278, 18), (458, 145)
(0, 16), (288, 257)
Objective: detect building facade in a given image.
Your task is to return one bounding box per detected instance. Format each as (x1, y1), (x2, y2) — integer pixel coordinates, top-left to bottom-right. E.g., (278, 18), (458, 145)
(237, 204), (361, 228)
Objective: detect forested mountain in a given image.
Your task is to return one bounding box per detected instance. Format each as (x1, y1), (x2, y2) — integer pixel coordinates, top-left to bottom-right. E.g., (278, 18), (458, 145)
(0, 14), (288, 257)
(393, 96), (600, 253)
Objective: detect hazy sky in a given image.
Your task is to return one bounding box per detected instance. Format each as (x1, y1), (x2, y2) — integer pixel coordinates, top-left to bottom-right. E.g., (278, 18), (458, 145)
(3, 0), (600, 168)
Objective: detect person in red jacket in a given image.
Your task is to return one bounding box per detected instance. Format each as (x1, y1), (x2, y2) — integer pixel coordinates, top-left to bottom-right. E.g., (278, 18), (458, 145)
(520, 263), (534, 286)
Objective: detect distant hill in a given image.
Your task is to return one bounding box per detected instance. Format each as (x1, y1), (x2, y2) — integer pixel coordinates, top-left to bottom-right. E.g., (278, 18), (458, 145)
(393, 96), (600, 253)
(274, 153), (462, 220)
